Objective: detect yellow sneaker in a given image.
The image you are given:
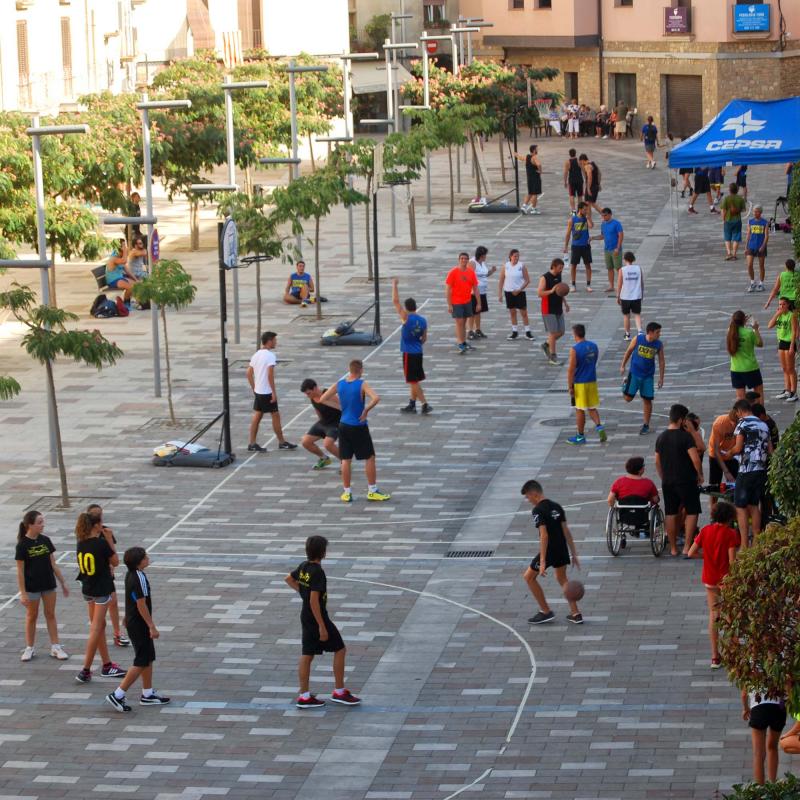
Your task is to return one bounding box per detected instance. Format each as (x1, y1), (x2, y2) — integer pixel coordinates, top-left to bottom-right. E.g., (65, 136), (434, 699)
(340, 491), (352, 503)
(367, 490), (391, 502)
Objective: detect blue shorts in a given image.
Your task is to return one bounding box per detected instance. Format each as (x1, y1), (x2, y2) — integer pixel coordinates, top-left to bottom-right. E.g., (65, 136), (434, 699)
(622, 372), (654, 401)
(724, 219), (742, 242)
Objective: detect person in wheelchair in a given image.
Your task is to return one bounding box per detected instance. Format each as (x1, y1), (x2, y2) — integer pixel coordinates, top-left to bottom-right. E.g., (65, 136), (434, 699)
(608, 457), (660, 538)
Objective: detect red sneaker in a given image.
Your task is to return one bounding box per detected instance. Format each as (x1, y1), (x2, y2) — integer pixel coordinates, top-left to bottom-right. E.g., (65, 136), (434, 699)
(296, 695), (325, 709)
(330, 689), (361, 706)
(710, 657), (722, 670)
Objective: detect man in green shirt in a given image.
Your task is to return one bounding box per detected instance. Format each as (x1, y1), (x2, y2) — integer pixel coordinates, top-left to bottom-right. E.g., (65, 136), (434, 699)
(720, 182), (747, 261)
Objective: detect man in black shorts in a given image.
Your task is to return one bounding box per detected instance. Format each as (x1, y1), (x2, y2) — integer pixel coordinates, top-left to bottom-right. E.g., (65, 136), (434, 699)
(392, 278), (431, 414)
(578, 154), (602, 222)
(300, 379), (341, 470)
(563, 148), (583, 213)
(514, 145), (542, 215)
(654, 403), (704, 557)
(564, 202), (594, 292)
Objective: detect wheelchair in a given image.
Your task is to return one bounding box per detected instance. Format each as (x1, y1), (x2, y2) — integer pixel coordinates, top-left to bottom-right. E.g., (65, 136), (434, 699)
(605, 495), (666, 557)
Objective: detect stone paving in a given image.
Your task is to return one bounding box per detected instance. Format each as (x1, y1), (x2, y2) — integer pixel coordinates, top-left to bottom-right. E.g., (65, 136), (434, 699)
(0, 137), (798, 799)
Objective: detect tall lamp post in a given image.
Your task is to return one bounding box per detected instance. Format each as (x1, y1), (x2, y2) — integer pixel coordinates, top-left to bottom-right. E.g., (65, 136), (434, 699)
(2, 122), (89, 468)
(104, 95), (191, 398)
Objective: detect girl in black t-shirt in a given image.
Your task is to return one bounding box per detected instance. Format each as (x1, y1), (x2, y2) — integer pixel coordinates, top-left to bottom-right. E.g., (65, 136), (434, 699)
(74, 513), (127, 684)
(15, 510), (70, 662)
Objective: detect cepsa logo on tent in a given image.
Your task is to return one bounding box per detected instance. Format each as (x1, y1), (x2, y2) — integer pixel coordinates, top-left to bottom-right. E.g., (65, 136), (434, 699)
(706, 109), (782, 151)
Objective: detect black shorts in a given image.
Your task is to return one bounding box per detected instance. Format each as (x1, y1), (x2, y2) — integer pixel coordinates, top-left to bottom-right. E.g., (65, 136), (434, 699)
(749, 703), (787, 732)
(730, 369), (763, 390)
(679, 167), (694, 175)
(584, 190), (599, 203)
(307, 421), (338, 441)
(253, 393), (278, 413)
(301, 618), (345, 656)
(694, 174), (711, 194)
(734, 470), (768, 508)
(568, 181), (584, 198)
(621, 298), (642, 315)
(127, 624), (156, 668)
(745, 248), (767, 258)
(570, 245), (592, 266)
(527, 174), (542, 195)
(504, 290), (527, 310)
(709, 458), (739, 486)
(778, 339), (792, 351)
(403, 352), (426, 383)
(662, 482), (701, 516)
(530, 549), (571, 571)
(737, 174), (747, 188)
(338, 423), (375, 461)
(471, 294), (489, 314)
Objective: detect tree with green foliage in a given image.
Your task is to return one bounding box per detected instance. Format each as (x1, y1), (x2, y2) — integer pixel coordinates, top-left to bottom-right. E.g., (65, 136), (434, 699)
(768, 413), (800, 519)
(718, 516), (800, 717)
(722, 772), (800, 799)
(788, 163), (800, 298)
(272, 166), (367, 319)
(0, 284), (123, 507)
(363, 14), (392, 52)
(132, 259), (196, 425)
(0, 376), (21, 400)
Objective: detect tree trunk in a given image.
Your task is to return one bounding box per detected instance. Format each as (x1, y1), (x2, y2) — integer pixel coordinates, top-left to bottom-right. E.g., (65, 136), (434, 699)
(44, 359), (70, 508)
(314, 216), (322, 321)
(407, 187), (417, 251)
(243, 165), (253, 197)
(447, 145), (454, 222)
(470, 134), (482, 200)
(365, 176), (373, 281)
(161, 306), (176, 425)
(189, 197), (199, 251)
(499, 135), (507, 183)
(49, 243), (58, 308)
(308, 134), (316, 172)
(255, 259), (262, 349)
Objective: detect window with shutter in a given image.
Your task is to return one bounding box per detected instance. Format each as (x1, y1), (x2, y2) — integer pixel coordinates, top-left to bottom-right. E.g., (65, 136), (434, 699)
(16, 20), (31, 106)
(61, 17), (74, 96)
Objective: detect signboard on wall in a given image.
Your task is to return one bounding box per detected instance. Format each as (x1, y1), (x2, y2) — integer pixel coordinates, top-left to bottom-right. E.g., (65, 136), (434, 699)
(664, 7), (690, 34)
(733, 4), (771, 33)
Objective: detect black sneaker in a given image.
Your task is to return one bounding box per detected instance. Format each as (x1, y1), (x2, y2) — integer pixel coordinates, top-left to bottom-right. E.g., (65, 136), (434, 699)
(400, 403), (417, 414)
(75, 668), (91, 684)
(507, 331), (519, 340)
(421, 403), (432, 415)
(528, 610), (555, 625)
(140, 692), (171, 706)
(330, 689), (361, 706)
(247, 443), (267, 452)
(476, 330), (487, 339)
(566, 613), (583, 624)
(524, 331), (534, 340)
(467, 331), (476, 340)
(540, 341), (550, 358)
(105, 692), (131, 713)
(278, 441), (297, 450)
(296, 695), (326, 709)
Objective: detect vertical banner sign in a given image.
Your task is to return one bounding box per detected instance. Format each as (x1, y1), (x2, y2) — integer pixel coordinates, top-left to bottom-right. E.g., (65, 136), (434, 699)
(150, 228), (160, 264)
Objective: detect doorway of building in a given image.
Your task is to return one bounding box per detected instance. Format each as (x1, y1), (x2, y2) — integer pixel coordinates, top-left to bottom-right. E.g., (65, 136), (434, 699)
(609, 73), (637, 111)
(665, 75), (702, 138)
(564, 72), (579, 102)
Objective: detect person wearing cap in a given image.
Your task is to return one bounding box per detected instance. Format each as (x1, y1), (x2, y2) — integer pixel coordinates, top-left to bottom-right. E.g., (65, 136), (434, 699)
(744, 204), (770, 294)
(592, 208), (624, 294)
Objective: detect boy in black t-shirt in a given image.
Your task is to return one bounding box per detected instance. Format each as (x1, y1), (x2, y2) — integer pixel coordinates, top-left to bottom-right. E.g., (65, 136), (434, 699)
(285, 536), (361, 709)
(105, 548), (170, 712)
(520, 480), (583, 625)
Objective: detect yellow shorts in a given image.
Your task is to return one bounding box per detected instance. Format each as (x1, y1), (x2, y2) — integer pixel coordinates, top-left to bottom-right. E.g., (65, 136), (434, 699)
(574, 381), (599, 411)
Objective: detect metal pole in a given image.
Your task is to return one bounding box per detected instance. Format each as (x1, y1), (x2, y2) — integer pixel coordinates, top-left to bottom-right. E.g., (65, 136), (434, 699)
(422, 34), (432, 215)
(289, 61), (302, 252)
(342, 58), (356, 264)
(222, 75), (240, 344)
(513, 109), (520, 209)
(372, 189), (381, 339)
(140, 97), (162, 398)
(383, 41), (397, 238)
(217, 221), (232, 456)
(30, 118), (57, 468)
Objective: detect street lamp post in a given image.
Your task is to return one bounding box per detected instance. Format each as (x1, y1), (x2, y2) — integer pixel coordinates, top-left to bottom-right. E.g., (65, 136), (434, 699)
(25, 121), (89, 468)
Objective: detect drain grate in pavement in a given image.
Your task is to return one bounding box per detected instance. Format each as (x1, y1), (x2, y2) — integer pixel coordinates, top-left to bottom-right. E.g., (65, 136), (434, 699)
(25, 496), (113, 513)
(137, 417), (209, 431)
(446, 549), (494, 559)
(390, 245), (435, 252)
(432, 218), (473, 224)
(539, 417), (572, 427)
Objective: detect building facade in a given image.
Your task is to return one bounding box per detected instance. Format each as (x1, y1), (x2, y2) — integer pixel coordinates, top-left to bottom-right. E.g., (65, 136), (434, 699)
(458, 0), (800, 136)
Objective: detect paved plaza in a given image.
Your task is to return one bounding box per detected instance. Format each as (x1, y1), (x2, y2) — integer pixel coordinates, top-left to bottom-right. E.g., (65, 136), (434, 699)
(0, 139), (797, 799)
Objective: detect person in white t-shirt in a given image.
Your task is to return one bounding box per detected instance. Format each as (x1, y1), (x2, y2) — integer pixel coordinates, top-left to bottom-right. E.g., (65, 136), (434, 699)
(467, 245), (497, 340)
(246, 331), (296, 453)
(617, 251), (644, 341)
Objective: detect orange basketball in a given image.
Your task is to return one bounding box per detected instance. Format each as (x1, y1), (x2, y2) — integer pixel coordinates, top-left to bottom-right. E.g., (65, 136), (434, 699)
(555, 283), (571, 297)
(564, 580), (584, 601)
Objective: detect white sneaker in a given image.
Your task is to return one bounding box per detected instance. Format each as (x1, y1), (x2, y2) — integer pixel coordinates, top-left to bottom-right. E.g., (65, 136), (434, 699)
(21, 646), (34, 662)
(50, 644), (69, 661)
(756, 282), (765, 292)
(746, 283), (756, 293)
(530, 208), (541, 215)
(775, 390), (790, 400)
(520, 204), (529, 214)
(786, 393), (799, 403)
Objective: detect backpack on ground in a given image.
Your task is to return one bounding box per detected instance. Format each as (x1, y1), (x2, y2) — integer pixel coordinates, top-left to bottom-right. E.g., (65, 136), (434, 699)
(90, 294), (118, 318)
(115, 296), (130, 317)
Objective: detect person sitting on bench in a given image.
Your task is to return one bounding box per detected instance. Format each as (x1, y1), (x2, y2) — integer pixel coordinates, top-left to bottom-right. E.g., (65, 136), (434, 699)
(105, 238), (139, 303)
(283, 261), (315, 307)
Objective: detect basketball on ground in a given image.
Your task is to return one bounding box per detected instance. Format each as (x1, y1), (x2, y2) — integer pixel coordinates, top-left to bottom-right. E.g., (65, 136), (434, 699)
(564, 579), (584, 601)
(555, 283), (570, 297)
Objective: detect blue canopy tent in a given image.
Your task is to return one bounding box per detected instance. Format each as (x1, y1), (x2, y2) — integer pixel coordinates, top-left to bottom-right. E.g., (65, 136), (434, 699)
(666, 98), (800, 250)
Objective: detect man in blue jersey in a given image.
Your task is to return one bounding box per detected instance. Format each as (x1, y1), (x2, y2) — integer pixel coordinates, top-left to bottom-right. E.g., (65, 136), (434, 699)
(283, 261), (314, 307)
(744, 205), (769, 294)
(320, 360), (391, 504)
(392, 278), (431, 414)
(620, 321), (666, 435)
(566, 324), (607, 445)
(563, 201), (594, 293)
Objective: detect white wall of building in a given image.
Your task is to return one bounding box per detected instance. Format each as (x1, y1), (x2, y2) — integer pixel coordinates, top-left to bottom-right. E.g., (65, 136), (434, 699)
(260, 0), (349, 56)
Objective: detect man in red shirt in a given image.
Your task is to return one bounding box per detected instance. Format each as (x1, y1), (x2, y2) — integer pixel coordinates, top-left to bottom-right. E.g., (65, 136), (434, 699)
(608, 456), (660, 505)
(445, 252), (482, 354)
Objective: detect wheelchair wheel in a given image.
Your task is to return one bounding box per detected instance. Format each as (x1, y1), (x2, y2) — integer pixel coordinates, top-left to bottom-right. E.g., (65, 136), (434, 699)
(606, 507), (623, 556)
(650, 505), (666, 557)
